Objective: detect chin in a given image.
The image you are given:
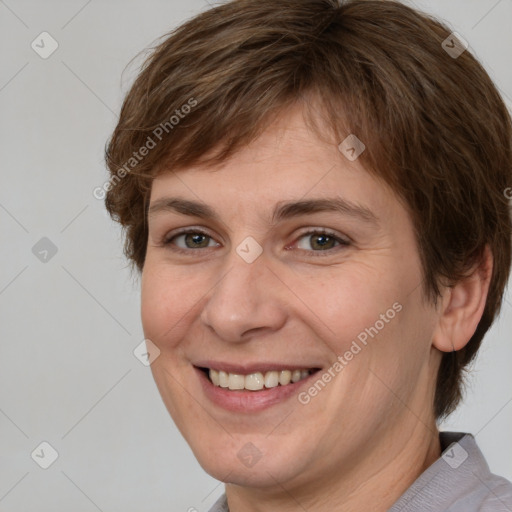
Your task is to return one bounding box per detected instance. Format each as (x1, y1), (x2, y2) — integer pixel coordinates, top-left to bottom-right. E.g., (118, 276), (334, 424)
(201, 459), (297, 488)
(191, 437), (304, 488)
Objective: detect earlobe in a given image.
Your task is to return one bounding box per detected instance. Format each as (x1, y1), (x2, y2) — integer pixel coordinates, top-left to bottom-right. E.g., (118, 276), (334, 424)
(432, 245), (493, 353)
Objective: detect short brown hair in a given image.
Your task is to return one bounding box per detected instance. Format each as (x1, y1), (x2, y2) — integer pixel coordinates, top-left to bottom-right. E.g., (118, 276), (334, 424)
(104, 0), (512, 419)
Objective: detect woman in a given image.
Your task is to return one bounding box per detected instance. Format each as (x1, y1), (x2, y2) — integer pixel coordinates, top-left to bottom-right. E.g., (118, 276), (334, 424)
(104, 0), (512, 510)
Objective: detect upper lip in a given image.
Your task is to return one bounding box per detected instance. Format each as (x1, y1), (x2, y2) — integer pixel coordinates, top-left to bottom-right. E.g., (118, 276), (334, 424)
(194, 361), (322, 374)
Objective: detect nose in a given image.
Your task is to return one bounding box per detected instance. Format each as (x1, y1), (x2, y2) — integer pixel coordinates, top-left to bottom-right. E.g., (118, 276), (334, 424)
(200, 250), (288, 343)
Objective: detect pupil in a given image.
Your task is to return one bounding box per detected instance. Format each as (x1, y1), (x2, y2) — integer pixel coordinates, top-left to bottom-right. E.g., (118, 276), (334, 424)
(187, 233), (208, 248)
(313, 234), (333, 250)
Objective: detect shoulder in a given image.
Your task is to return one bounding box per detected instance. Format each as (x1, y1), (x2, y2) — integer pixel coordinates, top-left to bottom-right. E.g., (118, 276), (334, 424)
(443, 432), (512, 511)
(390, 432), (512, 512)
(472, 475), (512, 512)
(451, 433), (512, 511)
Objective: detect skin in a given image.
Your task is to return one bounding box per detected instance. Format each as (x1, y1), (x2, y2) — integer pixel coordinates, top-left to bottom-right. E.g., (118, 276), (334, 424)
(141, 103), (491, 512)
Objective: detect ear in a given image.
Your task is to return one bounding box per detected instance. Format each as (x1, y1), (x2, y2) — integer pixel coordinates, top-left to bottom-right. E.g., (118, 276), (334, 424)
(432, 245), (493, 352)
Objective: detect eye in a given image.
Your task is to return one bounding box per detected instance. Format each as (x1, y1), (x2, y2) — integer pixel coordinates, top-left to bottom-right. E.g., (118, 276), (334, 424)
(163, 229), (219, 251)
(292, 229), (350, 256)
(161, 227), (350, 256)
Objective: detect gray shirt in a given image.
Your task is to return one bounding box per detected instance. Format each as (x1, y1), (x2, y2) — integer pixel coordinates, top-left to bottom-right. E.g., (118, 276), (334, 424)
(208, 432), (512, 511)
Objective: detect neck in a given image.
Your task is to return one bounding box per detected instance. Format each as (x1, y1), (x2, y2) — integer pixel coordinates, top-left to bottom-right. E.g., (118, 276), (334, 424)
(224, 420), (441, 512)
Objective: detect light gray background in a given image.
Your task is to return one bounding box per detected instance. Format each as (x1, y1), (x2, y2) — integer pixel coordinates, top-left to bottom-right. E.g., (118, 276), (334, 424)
(1, 1), (511, 511)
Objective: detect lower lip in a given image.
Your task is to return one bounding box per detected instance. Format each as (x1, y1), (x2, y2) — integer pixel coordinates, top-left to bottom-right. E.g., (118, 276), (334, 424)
(195, 367), (318, 413)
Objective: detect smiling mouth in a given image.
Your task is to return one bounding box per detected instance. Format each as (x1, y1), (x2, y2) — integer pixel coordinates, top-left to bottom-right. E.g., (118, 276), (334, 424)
(198, 367), (321, 391)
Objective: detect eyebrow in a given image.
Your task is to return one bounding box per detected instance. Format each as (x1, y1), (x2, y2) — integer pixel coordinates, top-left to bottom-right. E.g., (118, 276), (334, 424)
(147, 196), (379, 226)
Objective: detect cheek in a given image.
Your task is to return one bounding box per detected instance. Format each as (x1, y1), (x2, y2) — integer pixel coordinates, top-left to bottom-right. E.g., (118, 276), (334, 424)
(293, 264), (403, 351)
(140, 264), (202, 349)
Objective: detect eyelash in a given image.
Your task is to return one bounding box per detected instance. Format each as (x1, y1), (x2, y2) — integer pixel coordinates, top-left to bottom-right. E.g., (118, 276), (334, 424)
(161, 228), (351, 257)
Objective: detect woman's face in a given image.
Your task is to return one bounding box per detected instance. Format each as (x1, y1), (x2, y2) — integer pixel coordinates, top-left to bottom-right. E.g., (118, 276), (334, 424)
(141, 105), (442, 490)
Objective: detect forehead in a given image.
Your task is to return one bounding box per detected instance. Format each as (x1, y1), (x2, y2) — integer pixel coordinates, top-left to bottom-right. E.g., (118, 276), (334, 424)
(149, 104), (401, 225)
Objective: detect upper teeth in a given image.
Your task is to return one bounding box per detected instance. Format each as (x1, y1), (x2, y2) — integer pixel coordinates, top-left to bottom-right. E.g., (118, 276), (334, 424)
(208, 369), (312, 391)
